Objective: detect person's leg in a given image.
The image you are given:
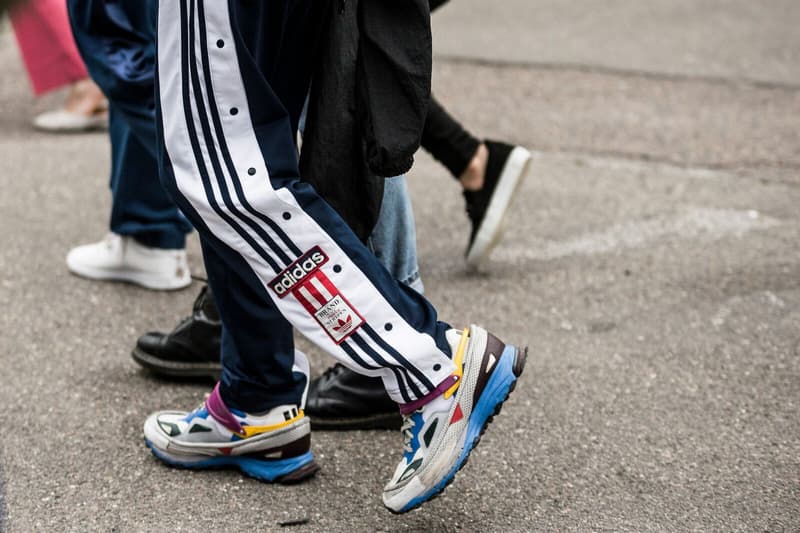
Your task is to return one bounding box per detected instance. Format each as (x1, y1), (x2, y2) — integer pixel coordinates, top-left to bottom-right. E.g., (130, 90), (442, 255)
(145, 0), (525, 513)
(65, 0), (193, 290)
(10, 0), (107, 132)
(10, 0), (87, 95)
(155, 0), (453, 412)
(131, 174), (425, 389)
(106, 106), (191, 250)
(421, 95), (481, 180)
(143, 0), (451, 484)
(130, 174), (429, 434)
(423, 1), (535, 269)
(422, 95), (532, 270)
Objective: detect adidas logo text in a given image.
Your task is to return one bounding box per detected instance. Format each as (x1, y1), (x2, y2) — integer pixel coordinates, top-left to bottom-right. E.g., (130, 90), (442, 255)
(269, 246), (328, 297)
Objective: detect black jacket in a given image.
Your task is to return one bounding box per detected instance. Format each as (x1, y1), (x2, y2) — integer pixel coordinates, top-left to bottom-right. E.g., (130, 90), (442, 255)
(299, 0), (432, 241)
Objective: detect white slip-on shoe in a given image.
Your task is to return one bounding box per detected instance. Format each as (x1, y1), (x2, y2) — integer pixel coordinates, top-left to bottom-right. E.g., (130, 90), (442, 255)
(33, 109), (108, 133)
(66, 233), (191, 290)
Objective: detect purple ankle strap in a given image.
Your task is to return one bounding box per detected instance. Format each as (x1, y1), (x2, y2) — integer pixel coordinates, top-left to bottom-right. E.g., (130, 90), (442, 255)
(206, 383), (243, 434)
(399, 375), (458, 416)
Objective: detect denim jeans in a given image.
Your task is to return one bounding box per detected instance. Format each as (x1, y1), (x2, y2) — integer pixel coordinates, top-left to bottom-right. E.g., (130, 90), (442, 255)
(368, 175), (425, 294)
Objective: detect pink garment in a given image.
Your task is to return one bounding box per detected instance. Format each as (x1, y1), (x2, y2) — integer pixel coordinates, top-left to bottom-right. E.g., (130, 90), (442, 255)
(10, 0), (88, 95)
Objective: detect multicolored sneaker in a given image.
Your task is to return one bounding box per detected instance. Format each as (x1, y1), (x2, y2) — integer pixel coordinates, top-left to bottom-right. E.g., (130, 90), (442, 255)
(143, 383), (319, 483)
(382, 325), (527, 513)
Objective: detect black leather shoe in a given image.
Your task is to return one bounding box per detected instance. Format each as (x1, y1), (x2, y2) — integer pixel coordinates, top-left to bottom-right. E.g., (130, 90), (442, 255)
(132, 285), (222, 380)
(306, 364), (402, 430)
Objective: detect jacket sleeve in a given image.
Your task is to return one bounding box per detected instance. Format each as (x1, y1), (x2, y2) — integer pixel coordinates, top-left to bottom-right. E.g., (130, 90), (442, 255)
(299, 0), (384, 242)
(357, 0), (432, 177)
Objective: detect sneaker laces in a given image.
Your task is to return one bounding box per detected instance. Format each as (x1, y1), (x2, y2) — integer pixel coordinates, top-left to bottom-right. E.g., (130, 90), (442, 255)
(401, 414), (417, 454)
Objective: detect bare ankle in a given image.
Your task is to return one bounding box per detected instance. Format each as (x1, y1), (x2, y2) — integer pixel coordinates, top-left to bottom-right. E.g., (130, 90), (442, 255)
(459, 143), (489, 191)
(64, 79), (107, 116)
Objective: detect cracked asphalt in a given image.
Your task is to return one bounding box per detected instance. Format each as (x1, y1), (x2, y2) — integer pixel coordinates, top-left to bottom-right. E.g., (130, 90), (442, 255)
(0, 1), (798, 531)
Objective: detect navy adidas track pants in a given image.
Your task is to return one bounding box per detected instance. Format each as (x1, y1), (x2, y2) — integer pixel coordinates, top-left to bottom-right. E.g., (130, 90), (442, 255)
(156, 0), (455, 412)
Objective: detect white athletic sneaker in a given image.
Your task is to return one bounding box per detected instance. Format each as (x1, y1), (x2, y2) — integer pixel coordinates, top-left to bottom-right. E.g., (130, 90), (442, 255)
(382, 325), (527, 513)
(66, 233), (191, 290)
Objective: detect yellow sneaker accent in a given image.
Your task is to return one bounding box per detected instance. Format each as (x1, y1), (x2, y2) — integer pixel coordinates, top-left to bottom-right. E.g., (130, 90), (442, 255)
(238, 410), (306, 438)
(444, 329), (470, 399)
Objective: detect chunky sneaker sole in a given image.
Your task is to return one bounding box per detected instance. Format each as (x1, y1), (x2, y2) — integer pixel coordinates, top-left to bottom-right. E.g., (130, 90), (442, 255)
(144, 414), (319, 483)
(382, 326), (527, 513)
(465, 146), (532, 270)
(131, 346), (222, 381)
(144, 439), (319, 483)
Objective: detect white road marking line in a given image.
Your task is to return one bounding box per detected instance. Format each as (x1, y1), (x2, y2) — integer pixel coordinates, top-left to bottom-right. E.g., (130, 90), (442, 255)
(496, 207), (780, 262)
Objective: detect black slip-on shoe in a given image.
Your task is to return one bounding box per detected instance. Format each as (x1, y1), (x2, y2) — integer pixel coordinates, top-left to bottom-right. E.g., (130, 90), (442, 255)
(132, 285), (222, 380)
(306, 364), (401, 430)
(464, 140), (532, 270)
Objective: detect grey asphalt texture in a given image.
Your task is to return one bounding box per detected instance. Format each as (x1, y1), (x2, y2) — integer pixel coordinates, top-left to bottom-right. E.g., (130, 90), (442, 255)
(0, 1), (798, 531)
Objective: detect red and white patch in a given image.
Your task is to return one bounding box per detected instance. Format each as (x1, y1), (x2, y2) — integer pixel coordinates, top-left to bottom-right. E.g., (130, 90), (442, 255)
(268, 247), (364, 343)
(290, 269), (364, 344)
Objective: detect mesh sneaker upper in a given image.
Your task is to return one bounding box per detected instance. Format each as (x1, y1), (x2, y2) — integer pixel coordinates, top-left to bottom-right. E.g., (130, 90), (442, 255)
(153, 403), (305, 447)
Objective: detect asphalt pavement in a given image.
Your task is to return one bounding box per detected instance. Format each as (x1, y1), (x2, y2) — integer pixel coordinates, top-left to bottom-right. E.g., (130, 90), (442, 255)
(0, 2), (798, 531)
